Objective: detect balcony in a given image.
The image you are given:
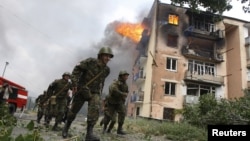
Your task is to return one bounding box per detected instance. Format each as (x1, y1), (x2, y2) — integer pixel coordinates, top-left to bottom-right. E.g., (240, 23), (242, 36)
(133, 71), (145, 84)
(247, 59), (250, 68)
(135, 55), (147, 68)
(182, 47), (223, 63)
(184, 25), (224, 41)
(184, 71), (224, 85)
(246, 36), (250, 46)
(184, 95), (199, 104)
(130, 91), (144, 104)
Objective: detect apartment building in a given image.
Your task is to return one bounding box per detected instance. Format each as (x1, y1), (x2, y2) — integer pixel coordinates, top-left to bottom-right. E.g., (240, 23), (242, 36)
(127, 0), (250, 121)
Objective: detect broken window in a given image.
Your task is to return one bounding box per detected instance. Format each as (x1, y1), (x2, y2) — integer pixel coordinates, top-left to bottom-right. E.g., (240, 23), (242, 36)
(166, 57), (177, 71)
(164, 82), (176, 96)
(163, 107), (175, 121)
(168, 14), (178, 25)
(167, 34), (178, 47)
(188, 60), (215, 75)
(187, 83), (215, 96)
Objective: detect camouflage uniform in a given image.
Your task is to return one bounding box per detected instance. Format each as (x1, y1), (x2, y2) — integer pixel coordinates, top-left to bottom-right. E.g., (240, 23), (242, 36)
(105, 70), (129, 135)
(100, 90), (117, 133)
(45, 72), (72, 130)
(35, 91), (47, 124)
(62, 47), (114, 141)
(62, 93), (71, 123)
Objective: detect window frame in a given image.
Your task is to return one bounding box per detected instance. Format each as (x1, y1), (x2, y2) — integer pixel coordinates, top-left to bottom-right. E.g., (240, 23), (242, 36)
(166, 57), (177, 72)
(164, 82), (176, 96)
(168, 14), (179, 25)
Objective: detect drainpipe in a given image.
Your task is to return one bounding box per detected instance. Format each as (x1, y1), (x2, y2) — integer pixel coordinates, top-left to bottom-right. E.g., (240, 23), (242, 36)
(150, 82), (156, 118)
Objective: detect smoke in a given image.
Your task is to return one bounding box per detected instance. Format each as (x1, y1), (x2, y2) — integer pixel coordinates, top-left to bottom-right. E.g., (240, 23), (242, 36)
(0, 0), (150, 98)
(85, 20), (139, 94)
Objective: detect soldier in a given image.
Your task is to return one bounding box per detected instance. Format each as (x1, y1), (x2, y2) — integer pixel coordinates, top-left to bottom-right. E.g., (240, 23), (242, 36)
(62, 47), (114, 141)
(45, 72), (72, 131)
(35, 90), (47, 124)
(100, 82), (117, 134)
(104, 70), (129, 135)
(0, 82), (14, 114)
(62, 91), (72, 123)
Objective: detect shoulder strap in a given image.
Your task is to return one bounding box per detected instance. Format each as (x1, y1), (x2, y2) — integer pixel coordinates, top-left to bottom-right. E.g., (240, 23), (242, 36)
(54, 82), (70, 97)
(84, 71), (103, 87)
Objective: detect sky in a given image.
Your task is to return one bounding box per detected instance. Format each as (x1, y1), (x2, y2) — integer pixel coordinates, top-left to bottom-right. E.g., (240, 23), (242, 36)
(0, 0), (249, 98)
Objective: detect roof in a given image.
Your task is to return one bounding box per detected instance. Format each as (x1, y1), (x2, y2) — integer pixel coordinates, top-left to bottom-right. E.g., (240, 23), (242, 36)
(0, 76), (25, 90)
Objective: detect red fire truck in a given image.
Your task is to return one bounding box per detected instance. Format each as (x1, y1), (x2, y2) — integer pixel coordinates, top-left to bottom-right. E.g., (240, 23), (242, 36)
(0, 76), (28, 113)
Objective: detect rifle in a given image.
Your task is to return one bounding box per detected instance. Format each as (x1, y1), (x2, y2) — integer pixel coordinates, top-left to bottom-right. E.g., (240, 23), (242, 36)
(32, 103), (38, 111)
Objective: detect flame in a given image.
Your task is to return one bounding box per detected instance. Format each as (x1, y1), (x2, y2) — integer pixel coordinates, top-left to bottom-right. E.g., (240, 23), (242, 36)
(115, 23), (145, 43)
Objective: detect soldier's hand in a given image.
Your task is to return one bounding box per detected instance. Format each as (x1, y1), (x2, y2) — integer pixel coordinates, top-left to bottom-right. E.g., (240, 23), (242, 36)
(122, 93), (128, 98)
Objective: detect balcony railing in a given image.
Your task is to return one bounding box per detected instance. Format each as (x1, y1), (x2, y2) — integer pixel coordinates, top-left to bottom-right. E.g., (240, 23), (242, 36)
(133, 71), (145, 84)
(184, 25), (224, 41)
(184, 71), (224, 85)
(130, 91), (144, 103)
(184, 95), (199, 104)
(248, 81), (250, 88)
(182, 47), (223, 62)
(246, 36), (250, 46)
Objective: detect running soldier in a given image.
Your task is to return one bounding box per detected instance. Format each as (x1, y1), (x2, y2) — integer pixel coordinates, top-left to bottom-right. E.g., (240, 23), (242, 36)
(62, 47), (114, 141)
(104, 70), (129, 135)
(45, 72), (72, 131)
(100, 81), (117, 134)
(35, 90), (47, 124)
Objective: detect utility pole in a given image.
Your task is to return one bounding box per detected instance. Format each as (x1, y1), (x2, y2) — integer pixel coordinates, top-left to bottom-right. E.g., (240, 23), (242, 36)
(2, 61), (9, 77)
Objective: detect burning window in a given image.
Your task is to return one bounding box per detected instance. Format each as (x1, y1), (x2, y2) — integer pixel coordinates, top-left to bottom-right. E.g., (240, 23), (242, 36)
(168, 14), (178, 25)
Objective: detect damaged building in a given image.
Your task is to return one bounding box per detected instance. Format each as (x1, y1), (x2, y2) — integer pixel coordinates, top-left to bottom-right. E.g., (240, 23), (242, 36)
(127, 0), (250, 121)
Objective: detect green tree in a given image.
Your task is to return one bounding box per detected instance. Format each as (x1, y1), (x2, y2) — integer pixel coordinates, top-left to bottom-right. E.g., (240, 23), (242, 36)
(170, 0), (238, 15)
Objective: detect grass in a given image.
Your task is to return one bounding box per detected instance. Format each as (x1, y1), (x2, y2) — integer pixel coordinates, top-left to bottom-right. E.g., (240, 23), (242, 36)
(124, 117), (207, 141)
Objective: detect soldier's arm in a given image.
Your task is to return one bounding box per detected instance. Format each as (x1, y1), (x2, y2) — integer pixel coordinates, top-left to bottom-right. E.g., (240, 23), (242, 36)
(110, 82), (127, 98)
(71, 60), (88, 87)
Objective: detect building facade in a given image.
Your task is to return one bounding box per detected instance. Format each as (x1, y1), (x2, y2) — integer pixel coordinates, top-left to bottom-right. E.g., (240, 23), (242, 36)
(127, 0), (250, 121)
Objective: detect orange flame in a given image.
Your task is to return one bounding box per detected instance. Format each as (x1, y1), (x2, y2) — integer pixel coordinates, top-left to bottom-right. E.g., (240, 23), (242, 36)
(115, 23), (145, 43)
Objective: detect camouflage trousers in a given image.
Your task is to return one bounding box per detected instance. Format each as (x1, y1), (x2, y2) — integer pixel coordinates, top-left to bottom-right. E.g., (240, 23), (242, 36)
(106, 102), (126, 124)
(67, 91), (100, 126)
(49, 98), (67, 123)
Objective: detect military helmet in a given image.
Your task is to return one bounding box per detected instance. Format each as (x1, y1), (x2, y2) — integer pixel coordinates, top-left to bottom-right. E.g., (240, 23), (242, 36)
(119, 70), (129, 76)
(98, 47), (114, 58)
(62, 72), (71, 77)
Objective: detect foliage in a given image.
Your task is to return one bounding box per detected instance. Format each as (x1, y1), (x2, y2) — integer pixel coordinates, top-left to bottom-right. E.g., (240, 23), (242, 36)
(125, 118), (207, 141)
(0, 103), (44, 141)
(170, 0), (233, 15)
(182, 92), (250, 128)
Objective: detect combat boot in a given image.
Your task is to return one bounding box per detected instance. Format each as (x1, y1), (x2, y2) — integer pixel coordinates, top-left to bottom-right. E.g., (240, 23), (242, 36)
(36, 113), (42, 124)
(117, 123), (126, 135)
(102, 123), (107, 134)
(52, 122), (59, 131)
(62, 120), (72, 138)
(85, 124), (100, 141)
(107, 121), (115, 133)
